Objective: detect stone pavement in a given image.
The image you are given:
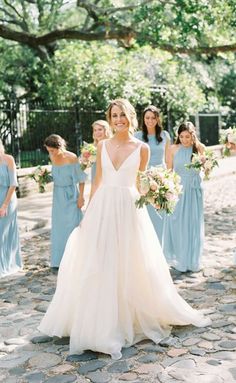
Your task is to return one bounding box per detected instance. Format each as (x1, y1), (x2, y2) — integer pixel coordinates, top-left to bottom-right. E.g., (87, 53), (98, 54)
(0, 157), (236, 383)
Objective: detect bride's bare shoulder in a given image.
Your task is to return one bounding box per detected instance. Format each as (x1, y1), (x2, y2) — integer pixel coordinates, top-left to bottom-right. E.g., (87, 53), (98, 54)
(97, 139), (109, 151)
(134, 137), (147, 148)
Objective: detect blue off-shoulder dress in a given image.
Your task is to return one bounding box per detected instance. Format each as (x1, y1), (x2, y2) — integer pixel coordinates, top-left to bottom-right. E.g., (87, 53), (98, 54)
(135, 130), (170, 245)
(0, 159), (21, 277)
(51, 162), (87, 267)
(163, 145), (204, 272)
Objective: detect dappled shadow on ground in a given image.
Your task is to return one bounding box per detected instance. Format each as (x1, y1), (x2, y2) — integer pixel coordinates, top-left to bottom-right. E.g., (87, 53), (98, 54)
(204, 205), (236, 237)
(1, 228), (236, 382)
(1, 170), (236, 381)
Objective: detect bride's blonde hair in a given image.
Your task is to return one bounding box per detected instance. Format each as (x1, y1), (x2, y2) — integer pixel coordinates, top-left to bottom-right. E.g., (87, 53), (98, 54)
(106, 98), (138, 134)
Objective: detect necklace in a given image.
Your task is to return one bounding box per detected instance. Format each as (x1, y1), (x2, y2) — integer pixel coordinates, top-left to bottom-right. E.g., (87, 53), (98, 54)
(112, 139), (132, 149)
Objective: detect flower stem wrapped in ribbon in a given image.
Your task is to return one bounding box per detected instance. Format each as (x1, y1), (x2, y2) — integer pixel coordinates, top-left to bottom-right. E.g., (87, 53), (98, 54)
(28, 165), (52, 193)
(185, 149), (218, 180)
(79, 142), (97, 171)
(136, 167), (183, 214)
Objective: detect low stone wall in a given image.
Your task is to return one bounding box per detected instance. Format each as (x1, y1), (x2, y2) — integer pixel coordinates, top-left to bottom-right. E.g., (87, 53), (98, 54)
(16, 144), (233, 198)
(207, 144), (222, 157)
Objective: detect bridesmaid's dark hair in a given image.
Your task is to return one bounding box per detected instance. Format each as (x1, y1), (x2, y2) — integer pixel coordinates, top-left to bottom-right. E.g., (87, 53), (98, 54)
(141, 105), (163, 143)
(176, 121), (200, 157)
(44, 134), (67, 150)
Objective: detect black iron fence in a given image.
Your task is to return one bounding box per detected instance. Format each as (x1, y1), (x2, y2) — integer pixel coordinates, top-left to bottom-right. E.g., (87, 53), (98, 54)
(0, 100), (106, 168)
(0, 99), (235, 168)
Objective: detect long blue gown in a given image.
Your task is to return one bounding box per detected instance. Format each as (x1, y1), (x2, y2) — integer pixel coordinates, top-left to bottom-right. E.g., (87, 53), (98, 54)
(135, 130), (170, 244)
(51, 162), (86, 267)
(0, 159), (21, 277)
(163, 145), (204, 272)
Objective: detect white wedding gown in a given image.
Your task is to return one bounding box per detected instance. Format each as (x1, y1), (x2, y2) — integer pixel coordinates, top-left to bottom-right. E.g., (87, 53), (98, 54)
(39, 141), (211, 359)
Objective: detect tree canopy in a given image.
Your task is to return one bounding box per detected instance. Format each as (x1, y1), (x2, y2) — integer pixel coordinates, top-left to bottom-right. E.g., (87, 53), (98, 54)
(0, 0), (235, 128)
(0, 0), (236, 60)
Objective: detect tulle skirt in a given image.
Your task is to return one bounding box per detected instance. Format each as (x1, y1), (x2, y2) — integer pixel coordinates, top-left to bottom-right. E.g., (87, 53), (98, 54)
(39, 184), (211, 359)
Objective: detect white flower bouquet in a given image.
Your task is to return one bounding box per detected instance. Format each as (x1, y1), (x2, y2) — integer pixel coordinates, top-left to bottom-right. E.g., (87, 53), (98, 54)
(219, 127), (236, 157)
(79, 142), (97, 170)
(185, 149), (218, 180)
(28, 166), (52, 193)
(136, 167), (182, 214)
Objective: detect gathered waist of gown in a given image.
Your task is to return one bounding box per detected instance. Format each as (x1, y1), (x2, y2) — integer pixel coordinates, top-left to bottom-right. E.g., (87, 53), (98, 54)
(53, 183), (76, 187)
(178, 173), (201, 180)
(179, 174), (202, 194)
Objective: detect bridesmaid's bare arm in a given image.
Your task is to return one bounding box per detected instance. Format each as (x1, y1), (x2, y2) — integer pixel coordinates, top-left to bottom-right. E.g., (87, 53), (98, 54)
(0, 155), (16, 217)
(77, 183), (85, 208)
(89, 140), (103, 202)
(139, 143), (150, 172)
(166, 145), (175, 170)
(165, 137), (171, 166)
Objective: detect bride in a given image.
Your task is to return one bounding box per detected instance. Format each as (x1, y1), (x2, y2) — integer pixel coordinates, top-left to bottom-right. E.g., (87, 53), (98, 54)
(39, 98), (211, 360)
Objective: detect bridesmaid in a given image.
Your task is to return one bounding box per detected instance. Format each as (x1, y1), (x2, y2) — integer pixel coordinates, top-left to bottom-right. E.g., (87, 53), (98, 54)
(135, 105), (170, 244)
(91, 120), (111, 182)
(0, 139), (21, 277)
(164, 122), (205, 272)
(226, 142), (236, 266)
(44, 134), (86, 269)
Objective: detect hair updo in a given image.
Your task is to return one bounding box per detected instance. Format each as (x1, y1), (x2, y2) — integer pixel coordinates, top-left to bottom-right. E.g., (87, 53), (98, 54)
(44, 134), (67, 150)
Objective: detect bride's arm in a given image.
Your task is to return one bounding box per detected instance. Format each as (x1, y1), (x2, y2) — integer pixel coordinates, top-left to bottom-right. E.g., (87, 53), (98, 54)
(139, 143), (150, 171)
(136, 144), (150, 192)
(88, 141), (103, 203)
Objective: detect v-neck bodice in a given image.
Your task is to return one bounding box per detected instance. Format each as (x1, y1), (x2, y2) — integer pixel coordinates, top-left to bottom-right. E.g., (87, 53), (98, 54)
(102, 141), (142, 187)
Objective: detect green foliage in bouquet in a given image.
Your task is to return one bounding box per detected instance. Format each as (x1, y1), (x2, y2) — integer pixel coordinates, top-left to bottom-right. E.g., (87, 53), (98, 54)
(185, 149), (218, 180)
(219, 127), (236, 157)
(136, 167), (182, 215)
(28, 166), (52, 193)
(79, 142), (97, 171)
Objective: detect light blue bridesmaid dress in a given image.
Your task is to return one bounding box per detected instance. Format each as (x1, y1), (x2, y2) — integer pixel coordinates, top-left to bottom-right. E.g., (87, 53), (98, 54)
(51, 162), (86, 267)
(163, 145), (204, 272)
(0, 159), (21, 277)
(135, 130), (170, 244)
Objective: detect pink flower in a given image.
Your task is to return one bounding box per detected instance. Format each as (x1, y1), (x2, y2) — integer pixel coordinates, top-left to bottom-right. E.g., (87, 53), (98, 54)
(82, 151), (91, 159)
(150, 181), (158, 191)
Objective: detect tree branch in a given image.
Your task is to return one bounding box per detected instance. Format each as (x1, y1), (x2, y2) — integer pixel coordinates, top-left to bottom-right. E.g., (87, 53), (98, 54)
(77, 0), (99, 21)
(77, 0), (158, 17)
(3, 0), (24, 20)
(153, 42), (236, 55)
(36, 27), (135, 44)
(0, 23), (236, 56)
(0, 6), (18, 20)
(100, 0), (159, 15)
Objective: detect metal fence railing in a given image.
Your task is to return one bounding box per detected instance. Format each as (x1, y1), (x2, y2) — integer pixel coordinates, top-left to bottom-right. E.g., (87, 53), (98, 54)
(1, 99), (235, 168)
(0, 100), (106, 168)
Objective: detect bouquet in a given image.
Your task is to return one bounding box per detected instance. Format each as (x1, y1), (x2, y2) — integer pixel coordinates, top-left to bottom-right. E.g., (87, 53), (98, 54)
(136, 167), (182, 214)
(219, 127), (236, 157)
(28, 166), (52, 193)
(79, 142), (97, 170)
(185, 149), (218, 180)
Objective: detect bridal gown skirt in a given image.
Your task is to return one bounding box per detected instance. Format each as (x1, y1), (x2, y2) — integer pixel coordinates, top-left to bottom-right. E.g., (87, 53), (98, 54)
(39, 183), (211, 358)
